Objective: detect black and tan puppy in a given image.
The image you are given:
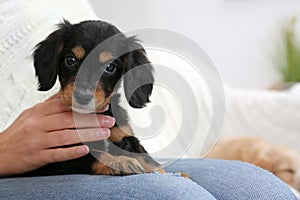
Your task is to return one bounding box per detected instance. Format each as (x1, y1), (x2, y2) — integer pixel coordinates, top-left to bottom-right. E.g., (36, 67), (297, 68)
(26, 20), (164, 176)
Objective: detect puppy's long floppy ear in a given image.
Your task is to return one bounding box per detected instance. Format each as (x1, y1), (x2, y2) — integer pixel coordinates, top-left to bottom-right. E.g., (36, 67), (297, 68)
(123, 37), (154, 108)
(33, 20), (71, 91)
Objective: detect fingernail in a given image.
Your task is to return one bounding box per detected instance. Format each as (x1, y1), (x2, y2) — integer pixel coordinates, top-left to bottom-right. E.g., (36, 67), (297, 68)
(96, 128), (110, 138)
(103, 105), (109, 112)
(77, 145), (89, 156)
(99, 105), (109, 113)
(101, 116), (115, 127)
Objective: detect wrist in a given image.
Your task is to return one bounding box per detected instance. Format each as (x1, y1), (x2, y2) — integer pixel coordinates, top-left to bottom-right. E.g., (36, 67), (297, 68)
(0, 132), (12, 176)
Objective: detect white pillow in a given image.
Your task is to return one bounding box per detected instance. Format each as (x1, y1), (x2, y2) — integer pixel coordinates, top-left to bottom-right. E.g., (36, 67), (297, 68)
(131, 50), (214, 158)
(222, 84), (300, 153)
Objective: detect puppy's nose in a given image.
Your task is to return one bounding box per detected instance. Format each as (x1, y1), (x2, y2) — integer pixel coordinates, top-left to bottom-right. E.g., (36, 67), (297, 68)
(74, 91), (92, 105)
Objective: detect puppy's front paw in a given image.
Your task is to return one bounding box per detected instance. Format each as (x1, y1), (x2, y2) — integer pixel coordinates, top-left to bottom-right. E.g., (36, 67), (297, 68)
(178, 172), (191, 179)
(111, 155), (146, 175)
(92, 152), (145, 175)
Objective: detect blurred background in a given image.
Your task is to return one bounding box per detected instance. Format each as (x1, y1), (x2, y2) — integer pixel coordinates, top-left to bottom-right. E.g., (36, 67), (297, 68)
(88, 0), (300, 156)
(89, 0), (300, 89)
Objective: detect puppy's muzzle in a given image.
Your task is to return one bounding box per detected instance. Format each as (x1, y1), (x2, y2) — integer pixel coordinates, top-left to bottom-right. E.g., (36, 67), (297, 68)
(74, 90), (92, 105)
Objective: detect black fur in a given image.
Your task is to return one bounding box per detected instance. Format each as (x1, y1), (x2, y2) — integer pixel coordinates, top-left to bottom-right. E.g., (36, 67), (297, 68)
(123, 38), (154, 108)
(33, 21), (71, 91)
(33, 20), (153, 108)
(26, 20), (160, 176)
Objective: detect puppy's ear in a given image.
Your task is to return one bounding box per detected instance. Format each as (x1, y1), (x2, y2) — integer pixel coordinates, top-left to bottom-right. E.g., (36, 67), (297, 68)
(33, 20), (71, 91)
(123, 37), (154, 108)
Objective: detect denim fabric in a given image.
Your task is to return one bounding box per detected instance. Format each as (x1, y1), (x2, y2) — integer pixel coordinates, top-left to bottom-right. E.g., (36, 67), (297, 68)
(166, 159), (298, 200)
(0, 159), (297, 200)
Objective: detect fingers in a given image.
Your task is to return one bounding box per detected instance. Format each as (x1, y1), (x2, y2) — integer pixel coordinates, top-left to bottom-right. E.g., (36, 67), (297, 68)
(44, 112), (115, 131)
(97, 105), (109, 113)
(44, 128), (110, 148)
(40, 145), (90, 163)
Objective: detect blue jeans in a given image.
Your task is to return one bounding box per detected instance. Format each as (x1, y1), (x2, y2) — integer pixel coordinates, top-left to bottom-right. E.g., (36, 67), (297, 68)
(0, 159), (297, 200)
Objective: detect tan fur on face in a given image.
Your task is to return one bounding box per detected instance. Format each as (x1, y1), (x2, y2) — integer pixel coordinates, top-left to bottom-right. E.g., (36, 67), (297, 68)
(99, 51), (113, 63)
(72, 46), (85, 60)
(59, 83), (111, 111)
(206, 136), (300, 190)
(59, 83), (74, 106)
(58, 43), (64, 53)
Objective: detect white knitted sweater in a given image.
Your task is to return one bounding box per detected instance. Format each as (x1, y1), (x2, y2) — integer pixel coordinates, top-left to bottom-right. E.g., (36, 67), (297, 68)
(0, 0), (98, 130)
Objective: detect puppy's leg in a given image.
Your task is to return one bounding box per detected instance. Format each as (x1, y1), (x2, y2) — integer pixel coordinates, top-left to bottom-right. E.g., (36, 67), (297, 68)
(108, 125), (165, 174)
(92, 151), (146, 175)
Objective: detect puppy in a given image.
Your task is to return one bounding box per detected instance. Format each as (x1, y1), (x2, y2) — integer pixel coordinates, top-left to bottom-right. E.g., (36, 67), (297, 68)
(26, 20), (165, 176)
(206, 136), (300, 190)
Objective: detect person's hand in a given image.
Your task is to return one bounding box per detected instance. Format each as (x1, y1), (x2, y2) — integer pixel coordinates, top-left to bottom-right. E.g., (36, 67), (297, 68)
(0, 94), (115, 176)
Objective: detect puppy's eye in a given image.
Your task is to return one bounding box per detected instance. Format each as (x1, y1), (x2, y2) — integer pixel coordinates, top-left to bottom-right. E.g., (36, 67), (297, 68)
(105, 63), (116, 73)
(285, 169), (295, 174)
(65, 56), (77, 68)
